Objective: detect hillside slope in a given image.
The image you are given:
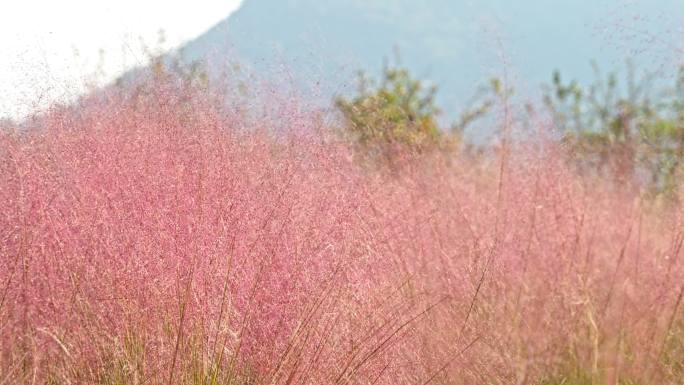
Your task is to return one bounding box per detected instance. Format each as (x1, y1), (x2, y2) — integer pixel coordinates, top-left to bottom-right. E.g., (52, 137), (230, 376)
(177, 0), (684, 115)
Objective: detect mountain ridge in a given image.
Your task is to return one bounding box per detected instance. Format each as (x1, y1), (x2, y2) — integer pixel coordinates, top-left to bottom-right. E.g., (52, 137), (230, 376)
(175, 0), (684, 117)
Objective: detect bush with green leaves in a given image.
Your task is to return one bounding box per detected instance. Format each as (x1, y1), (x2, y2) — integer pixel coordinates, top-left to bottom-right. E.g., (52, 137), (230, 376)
(335, 64), (499, 167)
(335, 65), (444, 164)
(544, 63), (684, 194)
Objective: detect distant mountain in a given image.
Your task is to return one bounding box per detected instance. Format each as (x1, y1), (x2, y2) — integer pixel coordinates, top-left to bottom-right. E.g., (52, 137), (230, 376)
(179, 0), (477, 103)
(177, 0), (684, 116)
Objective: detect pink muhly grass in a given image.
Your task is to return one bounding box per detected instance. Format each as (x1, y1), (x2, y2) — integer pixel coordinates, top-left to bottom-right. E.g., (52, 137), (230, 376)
(0, 71), (683, 384)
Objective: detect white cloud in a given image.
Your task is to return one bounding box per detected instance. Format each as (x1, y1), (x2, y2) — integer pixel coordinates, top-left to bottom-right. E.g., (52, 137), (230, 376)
(0, 0), (243, 120)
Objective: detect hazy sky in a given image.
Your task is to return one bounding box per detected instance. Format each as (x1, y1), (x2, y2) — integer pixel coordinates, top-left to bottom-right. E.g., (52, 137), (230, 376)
(0, 0), (243, 120)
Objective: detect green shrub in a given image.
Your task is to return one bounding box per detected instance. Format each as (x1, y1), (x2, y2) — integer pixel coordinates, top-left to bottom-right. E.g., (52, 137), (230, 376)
(544, 62), (684, 195)
(335, 64), (445, 165)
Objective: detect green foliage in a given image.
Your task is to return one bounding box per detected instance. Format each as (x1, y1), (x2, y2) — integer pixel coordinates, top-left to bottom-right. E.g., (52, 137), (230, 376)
(452, 78), (510, 135)
(335, 64), (444, 164)
(335, 63), (497, 166)
(544, 62), (684, 194)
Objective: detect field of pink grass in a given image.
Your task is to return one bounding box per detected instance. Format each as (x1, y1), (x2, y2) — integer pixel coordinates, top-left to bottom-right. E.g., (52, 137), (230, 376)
(1, 74), (684, 385)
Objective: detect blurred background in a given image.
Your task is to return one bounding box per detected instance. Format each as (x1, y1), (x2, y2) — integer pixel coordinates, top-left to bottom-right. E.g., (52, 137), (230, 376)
(2, 0), (683, 121)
